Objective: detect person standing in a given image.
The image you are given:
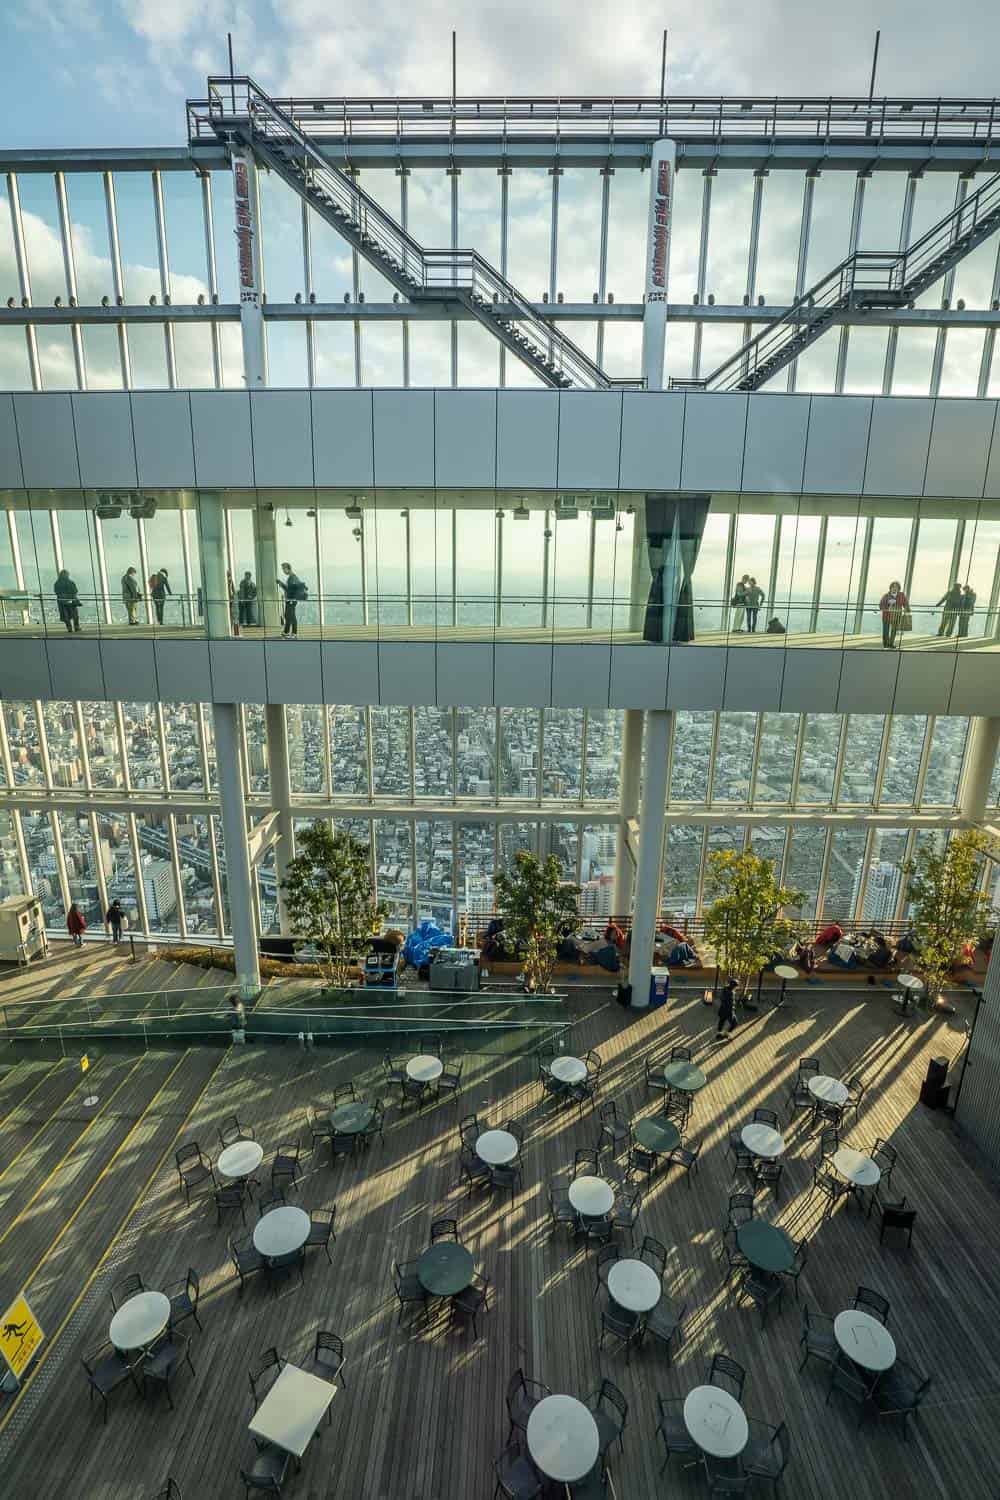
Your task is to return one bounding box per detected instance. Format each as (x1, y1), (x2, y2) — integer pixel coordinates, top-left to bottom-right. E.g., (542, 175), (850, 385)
(105, 898), (125, 944)
(958, 584), (977, 638)
(237, 571), (258, 628)
(227, 570), (238, 636)
(54, 569), (81, 633)
(121, 567), (141, 626)
(716, 977), (737, 1040)
(66, 901), (87, 947)
(149, 568), (172, 625)
(746, 577), (765, 633)
(878, 580), (908, 649)
(277, 561), (306, 638)
(730, 575), (749, 632)
(935, 580), (963, 637)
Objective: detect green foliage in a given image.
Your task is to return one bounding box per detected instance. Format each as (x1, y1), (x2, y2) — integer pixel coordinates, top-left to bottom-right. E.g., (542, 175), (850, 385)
(903, 829), (992, 1003)
(493, 849), (580, 994)
(702, 849), (805, 994)
(280, 822), (386, 986)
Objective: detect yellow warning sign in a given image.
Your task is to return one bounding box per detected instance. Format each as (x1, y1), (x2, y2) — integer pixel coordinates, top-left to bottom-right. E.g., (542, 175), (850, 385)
(0, 1293), (43, 1380)
(81, 1054), (89, 1073)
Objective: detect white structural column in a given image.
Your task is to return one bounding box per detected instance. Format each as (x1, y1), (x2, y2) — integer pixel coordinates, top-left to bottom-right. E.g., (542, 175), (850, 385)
(197, 491), (231, 638)
(264, 704), (294, 933)
(254, 503), (283, 632)
(627, 709), (673, 1008)
(212, 703), (261, 997)
(640, 139), (676, 389)
(959, 717), (1000, 822)
(613, 709), (644, 914)
(231, 149), (266, 388)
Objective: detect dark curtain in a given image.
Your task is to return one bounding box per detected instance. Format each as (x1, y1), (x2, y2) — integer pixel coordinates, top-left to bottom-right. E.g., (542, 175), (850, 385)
(642, 493), (712, 643)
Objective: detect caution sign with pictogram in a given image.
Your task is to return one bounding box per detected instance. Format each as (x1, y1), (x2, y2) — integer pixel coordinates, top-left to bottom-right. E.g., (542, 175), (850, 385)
(0, 1293), (44, 1381)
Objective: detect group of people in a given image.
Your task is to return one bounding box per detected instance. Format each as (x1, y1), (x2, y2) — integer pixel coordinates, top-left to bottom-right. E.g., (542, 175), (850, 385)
(65, 898), (127, 946)
(934, 581), (977, 639)
(122, 567), (172, 625)
(227, 563), (307, 637)
(51, 561), (307, 638)
(730, 575), (766, 632)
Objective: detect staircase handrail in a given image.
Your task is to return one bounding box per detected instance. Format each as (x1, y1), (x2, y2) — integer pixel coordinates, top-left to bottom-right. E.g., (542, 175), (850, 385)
(897, 171), (1000, 288)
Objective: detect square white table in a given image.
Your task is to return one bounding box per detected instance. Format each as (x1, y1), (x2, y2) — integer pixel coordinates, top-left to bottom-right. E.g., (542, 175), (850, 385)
(249, 1364), (338, 1458)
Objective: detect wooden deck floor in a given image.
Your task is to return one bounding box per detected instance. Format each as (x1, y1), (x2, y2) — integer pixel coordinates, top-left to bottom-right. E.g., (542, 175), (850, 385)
(0, 980), (996, 1500)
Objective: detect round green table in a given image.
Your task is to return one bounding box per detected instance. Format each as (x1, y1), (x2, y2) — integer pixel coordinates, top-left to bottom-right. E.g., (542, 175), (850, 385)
(330, 1101), (374, 1135)
(662, 1060), (707, 1092)
(736, 1220), (794, 1273)
(634, 1117), (681, 1154)
(417, 1242), (474, 1296)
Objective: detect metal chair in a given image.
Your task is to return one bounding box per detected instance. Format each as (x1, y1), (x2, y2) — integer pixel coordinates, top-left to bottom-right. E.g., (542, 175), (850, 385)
(825, 1353), (876, 1425)
(752, 1107), (779, 1127)
(304, 1106), (335, 1153)
(701, 1454), (751, 1495)
(597, 1100), (631, 1157)
(599, 1302), (642, 1365)
(502, 1117), (526, 1149)
(719, 1228), (750, 1288)
(873, 1196), (916, 1248)
(754, 1158), (784, 1201)
(331, 1132), (355, 1164)
(818, 1127), (840, 1163)
(644, 1054), (671, 1092)
(641, 1296), (686, 1361)
(505, 1367), (551, 1442)
(626, 1144), (657, 1182)
(460, 1149), (492, 1197)
(175, 1143), (214, 1205)
(726, 1129), (754, 1175)
(655, 1394), (697, 1471)
(870, 1137), (898, 1188)
(739, 1267), (784, 1329)
(240, 1442), (291, 1496)
(491, 1160), (523, 1195)
(332, 1083), (358, 1105)
(743, 1417), (791, 1487)
(593, 1242), (621, 1298)
(707, 1352), (746, 1400)
(784, 1238), (808, 1300)
(492, 1441), (543, 1500)
(797, 1304), (838, 1374)
(81, 1341), (136, 1423)
(214, 1181), (247, 1227)
(669, 1045), (693, 1062)
(110, 1273), (145, 1311)
(810, 1165), (849, 1218)
(219, 1116), (255, 1147)
(437, 1060), (463, 1101)
(787, 1058), (819, 1113)
(548, 1185), (580, 1234)
(141, 1330), (196, 1409)
(845, 1075), (868, 1121)
(270, 1141), (301, 1190)
(459, 1113), (480, 1149)
(306, 1206), (337, 1263)
(248, 1348), (285, 1412)
(383, 1054), (406, 1094)
(574, 1147), (601, 1177)
(312, 1331), (346, 1420)
(609, 1188), (641, 1246)
(853, 1285), (890, 1325)
(870, 1358), (931, 1439)
(452, 1270), (491, 1338)
(265, 1247), (305, 1297)
(229, 1233), (265, 1295)
(585, 1378), (628, 1457)
(165, 1268), (202, 1333)
(727, 1191), (755, 1229)
(639, 1234), (667, 1280)
(360, 1100), (385, 1150)
(257, 1189), (286, 1218)
(392, 1259), (430, 1325)
(430, 1217), (460, 1243)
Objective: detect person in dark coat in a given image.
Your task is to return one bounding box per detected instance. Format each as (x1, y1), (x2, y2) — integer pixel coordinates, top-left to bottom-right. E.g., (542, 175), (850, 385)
(716, 977), (737, 1039)
(54, 570), (81, 632)
(105, 899), (125, 944)
(957, 584), (976, 638)
(149, 568), (172, 625)
(936, 580), (963, 637)
(237, 571), (258, 628)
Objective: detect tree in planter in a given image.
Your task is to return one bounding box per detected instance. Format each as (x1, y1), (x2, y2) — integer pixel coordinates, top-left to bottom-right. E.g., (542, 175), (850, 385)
(493, 850), (580, 994)
(280, 822), (386, 989)
(903, 828), (993, 1005)
(702, 849), (805, 998)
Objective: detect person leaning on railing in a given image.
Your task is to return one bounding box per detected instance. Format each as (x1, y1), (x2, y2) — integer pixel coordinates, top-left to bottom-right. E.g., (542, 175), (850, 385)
(54, 570), (81, 633)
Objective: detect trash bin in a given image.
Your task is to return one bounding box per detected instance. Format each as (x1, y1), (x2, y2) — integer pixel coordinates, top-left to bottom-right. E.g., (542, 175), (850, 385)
(649, 968), (670, 1009)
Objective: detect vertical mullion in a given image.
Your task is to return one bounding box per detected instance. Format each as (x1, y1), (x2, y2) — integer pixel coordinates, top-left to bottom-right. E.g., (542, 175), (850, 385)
(11, 811), (32, 904)
(197, 703), (213, 794)
(580, 709), (590, 806)
(35, 699), (56, 787)
(302, 196), (316, 387)
(852, 517), (874, 635)
(835, 174), (867, 393)
(352, 246), (362, 386)
(199, 171), (223, 388)
(912, 716), (936, 809)
(585, 516), (597, 628)
(450, 167), (460, 385)
(691, 171), (714, 379)
(976, 232), (1000, 397)
(103, 172), (132, 387)
(829, 716), (851, 806)
(721, 513), (736, 630)
(930, 177), (970, 396)
(127, 811), (151, 936)
(207, 811), (226, 938)
(853, 826), (877, 922)
(73, 700), (93, 791)
(54, 171), (86, 390)
(883, 174), (918, 394)
(537, 709), (546, 808)
(253, 165), (270, 386)
(165, 812), (186, 938)
(6, 172), (42, 389)
(136, 516), (153, 626)
(871, 715), (894, 807)
(813, 826), (834, 919)
(398, 168), (410, 388)
(741, 172), (766, 379)
(705, 712), (723, 805)
(88, 809), (110, 921)
(498, 166), (510, 388)
(365, 707), (375, 807)
(547, 165), (561, 363)
(595, 168), (612, 369)
(151, 171), (178, 388)
(114, 702), (132, 792)
(48, 811), (72, 919)
(902, 516), (920, 599)
(808, 516), (828, 633)
(786, 172), (816, 393)
(747, 712), (765, 806)
(180, 509), (196, 627)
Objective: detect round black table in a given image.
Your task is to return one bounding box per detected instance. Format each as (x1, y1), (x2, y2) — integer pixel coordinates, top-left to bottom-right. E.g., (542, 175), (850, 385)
(662, 1060), (707, 1092)
(330, 1101), (374, 1134)
(736, 1220), (795, 1273)
(634, 1117), (681, 1154)
(417, 1243), (474, 1296)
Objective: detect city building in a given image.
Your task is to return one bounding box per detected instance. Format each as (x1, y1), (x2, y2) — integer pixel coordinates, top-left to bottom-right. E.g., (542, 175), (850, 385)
(850, 857), (904, 926)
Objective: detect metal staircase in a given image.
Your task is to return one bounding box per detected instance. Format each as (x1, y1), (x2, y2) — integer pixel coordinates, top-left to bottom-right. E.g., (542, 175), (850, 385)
(204, 76), (632, 390)
(671, 171), (1000, 393)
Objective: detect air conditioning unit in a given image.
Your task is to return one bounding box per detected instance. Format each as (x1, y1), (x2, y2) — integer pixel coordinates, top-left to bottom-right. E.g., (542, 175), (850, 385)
(129, 494), (157, 520)
(95, 493), (128, 520)
(555, 494), (579, 521)
(589, 494), (616, 521)
(511, 501), (530, 521)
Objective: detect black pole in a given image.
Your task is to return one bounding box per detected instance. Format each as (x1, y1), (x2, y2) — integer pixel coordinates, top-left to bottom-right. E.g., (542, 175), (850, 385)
(228, 31), (236, 112)
(947, 985), (983, 1116)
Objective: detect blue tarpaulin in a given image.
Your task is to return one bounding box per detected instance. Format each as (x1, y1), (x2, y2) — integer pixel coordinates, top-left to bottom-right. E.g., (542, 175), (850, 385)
(403, 919), (455, 969)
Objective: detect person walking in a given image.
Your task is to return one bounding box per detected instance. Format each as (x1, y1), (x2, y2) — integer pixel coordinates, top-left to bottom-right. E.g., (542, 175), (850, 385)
(66, 901), (87, 947)
(54, 569), (81, 633)
(958, 584), (977, 638)
(878, 580), (908, 649)
(730, 575), (749, 632)
(237, 571), (258, 628)
(121, 567), (141, 626)
(277, 561), (306, 638)
(716, 977), (737, 1040)
(149, 568), (172, 625)
(105, 898), (125, 944)
(746, 577), (765, 633)
(935, 580), (963, 637)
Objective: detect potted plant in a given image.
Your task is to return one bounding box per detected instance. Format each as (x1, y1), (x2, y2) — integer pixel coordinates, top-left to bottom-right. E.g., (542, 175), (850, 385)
(702, 849), (805, 1004)
(493, 850), (580, 994)
(280, 822), (386, 992)
(903, 828), (993, 1009)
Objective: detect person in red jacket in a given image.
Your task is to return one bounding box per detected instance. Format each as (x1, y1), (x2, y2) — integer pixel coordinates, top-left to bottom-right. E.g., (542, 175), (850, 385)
(878, 580), (908, 649)
(67, 902), (87, 947)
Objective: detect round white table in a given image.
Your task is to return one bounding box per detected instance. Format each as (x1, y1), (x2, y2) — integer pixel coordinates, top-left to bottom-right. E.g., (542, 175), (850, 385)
(834, 1309), (896, 1372)
(568, 1175), (614, 1216)
(607, 1259), (661, 1314)
(109, 1290), (170, 1352)
(741, 1123), (785, 1158)
(526, 1394), (600, 1484)
(217, 1140), (264, 1180)
(252, 1205), (311, 1259)
(550, 1055), (588, 1085)
(475, 1129), (519, 1166)
(406, 1055), (443, 1084)
(773, 963), (798, 1005)
(683, 1386), (748, 1458)
(809, 1075), (849, 1106)
(831, 1146), (881, 1188)
(897, 973), (924, 1011)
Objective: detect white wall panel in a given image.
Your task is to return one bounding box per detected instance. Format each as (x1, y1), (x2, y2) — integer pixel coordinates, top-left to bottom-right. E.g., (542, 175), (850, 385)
(0, 638), (51, 698)
(435, 642), (494, 706)
(250, 391), (313, 488)
(948, 654), (1000, 716)
(608, 645), (669, 709)
(550, 644), (612, 707)
(984, 406), (1000, 500)
(131, 393), (196, 488)
(311, 392), (374, 487)
(742, 396), (809, 493)
(721, 649), (784, 710)
(494, 643), (552, 705)
(497, 392), (559, 488)
(96, 639), (158, 700)
(863, 398), (934, 496)
(924, 399), (996, 498)
(320, 641), (379, 704)
(208, 642), (267, 703)
(680, 394), (747, 491)
(893, 651), (956, 715)
(779, 650), (841, 712)
(373, 391), (434, 487)
(190, 393), (254, 487)
(46, 638), (105, 700)
(71, 393), (137, 489)
(617, 393), (683, 491)
(263, 641), (322, 703)
(666, 647), (727, 709)
(378, 642), (436, 704)
(434, 391), (497, 489)
(802, 396), (872, 495)
(835, 650), (900, 713)
(13, 393), (80, 488)
(556, 393), (622, 490)
(154, 640), (213, 703)
(0, 394), (24, 487)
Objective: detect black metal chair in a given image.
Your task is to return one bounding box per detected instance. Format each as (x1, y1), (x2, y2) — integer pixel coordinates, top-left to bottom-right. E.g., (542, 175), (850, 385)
(599, 1302), (642, 1364)
(825, 1352), (876, 1425)
(331, 1132), (355, 1164)
(306, 1206), (337, 1263)
(265, 1247), (305, 1297)
(548, 1185), (580, 1234)
(431, 1217), (460, 1243)
(752, 1107), (779, 1128)
(141, 1330), (196, 1409)
(585, 1378), (628, 1457)
(214, 1181), (247, 1227)
(597, 1101), (631, 1157)
(872, 1195), (916, 1248)
(743, 1417), (790, 1486)
(784, 1238), (808, 1300)
(727, 1191), (755, 1229)
(332, 1083), (358, 1105)
(667, 1139), (701, 1186)
(701, 1454), (751, 1494)
(229, 1233), (265, 1296)
(502, 1117), (526, 1149)
(639, 1234), (667, 1280)
(845, 1075), (868, 1121)
(798, 1304), (838, 1374)
(718, 1228), (749, 1287)
(609, 1188), (641, 1247)
(574, 1147), (601, 1177)
(460, 1149), (493, 1197)
(870, 1137), (898, 1188)
(492, 1441), (543, 1500)
(491, 1160), (523, 1196)
(810, 1165), (849, 1218)
(312, 1331), (346, 1421)
(257, 1189), (286, 1218)
(270, 1141), (301, 1191)
(655, 1394), (697, 1471)
(644, 1054), (671, 1092)
(110, 1273), (145, 1311)
(392, 1258), (430, 1325)
(870, 1359), (931, 1440)
(641, 1296), (686, 1360)
(626, 1144), (657, 1182)
(669, 1045), (692, 1062)
(853, 1285), (890, 1325)
(240, 1442), (291, 1496)
(437, 1060), (463, 1102)
(452, 1270), (491, 1338)
(248, 1348), (285, 1412)
(787, 1057), (819, 1113)
(304, 1106), (334, 1153)
(739, 1267), (784, 1329)
(360, 1100), (385, 1150)
(81, 1341), (136, 1423)
(726, 1128), (754, 1176)
(505, 1368), (550, 1442)
(593, 1242), (620, 1299)
(754, 1158), (784, 1201)
(707, 1352), (746, 1400)
(383, 1054), (406, 1095)
(175, 1143), (214, 1205)
(219, 1116), (255, 1147)
(459, 1113), (479, 1148)
(818, 1127), (840, 1162)
(813, 1097), (846, 1131)
(165, 1268), (202, 1332)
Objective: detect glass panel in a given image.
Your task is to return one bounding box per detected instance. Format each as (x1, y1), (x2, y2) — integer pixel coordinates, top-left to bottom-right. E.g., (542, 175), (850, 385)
(879, 716), (927, 806)
(55, 811), (103, 927)
(287, 705), (327, 796)
(784, 827), (824, 919)
(957, 513), (1000, 638)
(910, 517), (959, 636)
(55, 507), (102, 628)
(242, 705), (269, 793)
(921, 717), (969, 807)
(691, 511), (730, 631)
(370, 707), (411, 800)
(754, 714), (798, 804)
(162, 702), (205, 792)
(21, 811), (63, 926)
(550, 512), (592, 630)
(319, 506), (365, 625)
(580, 825), (616, 918)
(176, 812), (219, 937)
(256, 844), (279, 936)
(505, 507), (550, 627)
(415, 819), (453, 928)
(5, 702), (45, 786)
(821, 826), (869, 919)
(456, 820), (495, 914)
(456, 708), (496, 800)
(584, 709), (623, 802)
(455, 511), (497, 626)
(499, 821), (538, 872)
(748, 824), (788, 877)
(81, 702), (124, 791)
(414, 707), (453, 801)
(329, 706), (369, 799)
(862, 828), (908, 925)
(135, 814), (180, 934)
(212, 815), (231, 935)
(670, 711), (714, 804)
(731, 513), (774, 617)
(797, 715), (841, 805)
(712, 713), (756, 803)
(120, 702), (163, 789)
(772, 513), (821, 636)
(838, 716), (885, 806)
(542, 708), (584, 800)
(499, 708), (540, 800)
(41, 701), (84, 789)
(817, 512), (866, 635)
(0, 810), (25, 902)
(547, 821), (580, 880)
(663, 825), (703, 921)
